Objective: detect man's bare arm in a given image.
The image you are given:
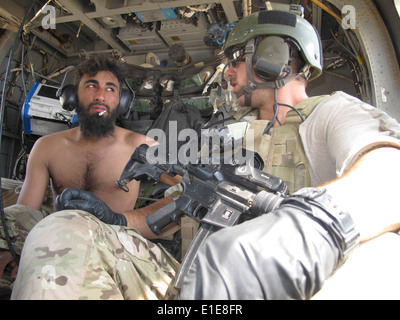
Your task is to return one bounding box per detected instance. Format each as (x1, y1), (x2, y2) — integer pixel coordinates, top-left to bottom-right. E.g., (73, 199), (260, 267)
(124, 172), (182, 239)
(17, 138), (51, 210)
(122, 197), (179, 239)
(159, 173), (182, 186)
(322, 146), (400, 242)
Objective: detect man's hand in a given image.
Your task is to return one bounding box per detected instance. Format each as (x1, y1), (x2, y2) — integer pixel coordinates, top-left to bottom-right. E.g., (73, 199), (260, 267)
(55, 188), (127, 226)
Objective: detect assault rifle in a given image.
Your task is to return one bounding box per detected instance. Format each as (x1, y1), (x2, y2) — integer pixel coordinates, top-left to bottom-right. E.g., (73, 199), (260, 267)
(116, 144), (288, 289)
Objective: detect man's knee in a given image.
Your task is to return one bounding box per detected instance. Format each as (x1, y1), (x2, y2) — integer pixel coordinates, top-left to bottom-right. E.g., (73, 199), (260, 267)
(31, 210), (102, 233)
(19, 210), (106, 269)
(11, 210), (106, 299)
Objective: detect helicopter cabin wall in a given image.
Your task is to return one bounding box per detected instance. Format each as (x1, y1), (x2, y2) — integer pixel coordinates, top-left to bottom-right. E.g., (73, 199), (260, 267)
(0, 33), (72, 179)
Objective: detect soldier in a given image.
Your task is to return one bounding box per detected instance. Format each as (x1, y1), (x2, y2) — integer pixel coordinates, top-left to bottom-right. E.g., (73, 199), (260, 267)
(179, 10), (400, 299)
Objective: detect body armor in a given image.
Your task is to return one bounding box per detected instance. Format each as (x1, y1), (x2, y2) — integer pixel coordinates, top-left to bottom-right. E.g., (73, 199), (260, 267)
(239, 95), (329, 193)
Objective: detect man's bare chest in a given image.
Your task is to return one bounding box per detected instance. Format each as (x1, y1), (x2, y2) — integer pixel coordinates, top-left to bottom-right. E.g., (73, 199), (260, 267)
(49, 148), (130, 194)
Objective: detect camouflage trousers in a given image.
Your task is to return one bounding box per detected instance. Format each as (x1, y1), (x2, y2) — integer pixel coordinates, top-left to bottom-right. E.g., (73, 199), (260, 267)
(0, 204), (48, 292)
(10, 209), (180, 300)
(0, 204), (47, 255)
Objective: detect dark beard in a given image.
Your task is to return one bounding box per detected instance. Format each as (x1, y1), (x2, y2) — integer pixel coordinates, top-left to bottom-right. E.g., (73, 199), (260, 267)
(76, 102), (119, 138)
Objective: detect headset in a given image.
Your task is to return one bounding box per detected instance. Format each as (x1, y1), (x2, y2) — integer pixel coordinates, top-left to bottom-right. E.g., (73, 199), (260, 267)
(56, 68), (135, 118)
(221, 10), (323, 109)
(220, 36), (294, 89)
(252, 36), (292, 82)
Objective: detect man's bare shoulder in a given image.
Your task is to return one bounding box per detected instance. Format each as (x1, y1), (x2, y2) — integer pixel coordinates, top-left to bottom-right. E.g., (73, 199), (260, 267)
(32, 128), (78, 150)
(116, 126), (155, 146)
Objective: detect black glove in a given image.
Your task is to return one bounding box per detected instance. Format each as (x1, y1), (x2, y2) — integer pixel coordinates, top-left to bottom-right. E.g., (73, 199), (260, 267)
(55, 188), (127, 226)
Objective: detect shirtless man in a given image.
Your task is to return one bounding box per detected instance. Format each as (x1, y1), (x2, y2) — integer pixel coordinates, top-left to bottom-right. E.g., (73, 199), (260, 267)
(7, 56), (180, 299)
(17, 56), (172, 237)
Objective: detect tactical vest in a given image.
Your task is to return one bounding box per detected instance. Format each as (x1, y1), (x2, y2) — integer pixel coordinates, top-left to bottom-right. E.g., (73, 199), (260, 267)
(239, 95), (330, 194)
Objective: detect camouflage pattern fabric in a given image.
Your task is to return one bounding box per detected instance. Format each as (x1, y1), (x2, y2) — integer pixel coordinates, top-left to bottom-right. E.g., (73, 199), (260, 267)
(0, 204), (47, 292)
(11, 210), (180, 300)
(0, 204), (46, 255)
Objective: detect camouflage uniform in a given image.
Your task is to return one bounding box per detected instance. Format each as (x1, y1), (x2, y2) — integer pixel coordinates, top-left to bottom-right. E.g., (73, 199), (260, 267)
(0, 204), (46, 256)
(10, 210), (179, 300)
(0, 203), (48, 292)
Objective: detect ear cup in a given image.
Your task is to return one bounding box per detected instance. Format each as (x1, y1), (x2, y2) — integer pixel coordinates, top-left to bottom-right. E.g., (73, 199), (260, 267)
(58, 84), (78, 111)
(58, 83), (134, 115)
(252, 36), (291, 81)
(118, 88), (134, 117)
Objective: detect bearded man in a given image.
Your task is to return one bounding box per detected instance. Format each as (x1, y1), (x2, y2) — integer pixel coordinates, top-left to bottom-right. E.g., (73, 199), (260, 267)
(3, 56), (180, 300)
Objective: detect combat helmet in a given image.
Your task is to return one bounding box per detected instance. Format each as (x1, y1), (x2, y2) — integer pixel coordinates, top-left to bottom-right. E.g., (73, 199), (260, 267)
(223, 10), (323, 82)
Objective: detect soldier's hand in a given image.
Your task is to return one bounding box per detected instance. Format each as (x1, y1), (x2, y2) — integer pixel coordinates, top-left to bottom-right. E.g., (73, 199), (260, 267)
(55, 188), (127, 226)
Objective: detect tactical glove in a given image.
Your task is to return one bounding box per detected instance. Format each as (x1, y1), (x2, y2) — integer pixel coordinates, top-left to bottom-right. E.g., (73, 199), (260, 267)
(55, 188), (127, 226)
